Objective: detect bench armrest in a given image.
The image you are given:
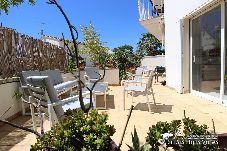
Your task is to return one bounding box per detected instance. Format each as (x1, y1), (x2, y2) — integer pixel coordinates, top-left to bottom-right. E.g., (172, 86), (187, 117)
(50, 92), (90, 107)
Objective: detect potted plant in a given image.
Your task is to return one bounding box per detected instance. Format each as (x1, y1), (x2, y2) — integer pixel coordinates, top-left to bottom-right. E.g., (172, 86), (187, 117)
(127, 116), (219, 151)
(79, 57), (85, 70)
(31, 110), (117, 151)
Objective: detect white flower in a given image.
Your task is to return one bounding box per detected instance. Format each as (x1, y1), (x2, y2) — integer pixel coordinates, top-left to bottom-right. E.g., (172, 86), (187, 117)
(161, 132), (173, 140)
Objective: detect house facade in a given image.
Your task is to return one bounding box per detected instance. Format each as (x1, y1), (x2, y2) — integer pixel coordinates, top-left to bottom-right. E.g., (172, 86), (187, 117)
(139, 0), (227, 105)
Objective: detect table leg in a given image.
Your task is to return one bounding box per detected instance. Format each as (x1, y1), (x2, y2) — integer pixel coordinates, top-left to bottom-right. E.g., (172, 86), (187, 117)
(123, 89), (125, 110)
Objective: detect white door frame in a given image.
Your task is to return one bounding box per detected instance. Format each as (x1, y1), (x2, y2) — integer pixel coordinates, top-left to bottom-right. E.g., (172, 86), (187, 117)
(190, 1), (226, 105)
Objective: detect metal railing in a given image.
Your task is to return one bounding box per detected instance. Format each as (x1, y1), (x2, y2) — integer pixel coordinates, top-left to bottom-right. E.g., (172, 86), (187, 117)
(138, 0), (164, 21)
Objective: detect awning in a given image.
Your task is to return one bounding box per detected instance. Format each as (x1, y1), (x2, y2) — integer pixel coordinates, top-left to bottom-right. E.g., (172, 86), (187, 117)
(183, 0), (221, 19)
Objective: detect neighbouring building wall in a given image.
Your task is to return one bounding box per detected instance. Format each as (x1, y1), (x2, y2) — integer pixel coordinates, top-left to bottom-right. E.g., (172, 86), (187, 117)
(41, 35), (63, 47)
(165, 0), (211, 93)
(141, 55), (165, 70)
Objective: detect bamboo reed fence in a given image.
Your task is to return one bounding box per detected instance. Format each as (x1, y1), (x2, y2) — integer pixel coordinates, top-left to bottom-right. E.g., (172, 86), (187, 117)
(0, 27), (66, 79)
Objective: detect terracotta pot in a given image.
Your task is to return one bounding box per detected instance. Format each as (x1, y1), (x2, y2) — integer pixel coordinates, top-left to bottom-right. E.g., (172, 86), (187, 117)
(131, 68), (136, 74)
(79, 64), (85, 70)
(107, 63), (113, 68)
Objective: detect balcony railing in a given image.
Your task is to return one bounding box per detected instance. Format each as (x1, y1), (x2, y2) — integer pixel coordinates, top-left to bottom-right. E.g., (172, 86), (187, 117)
(138, 0), (164, 21)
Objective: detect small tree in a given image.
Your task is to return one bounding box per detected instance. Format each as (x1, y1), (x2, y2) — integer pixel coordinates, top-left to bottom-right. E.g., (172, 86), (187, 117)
(137, 33), (164, 56)
(80, 24), (108, 64)
(0, 0), (35, 14)
(112, 45), (140, 80)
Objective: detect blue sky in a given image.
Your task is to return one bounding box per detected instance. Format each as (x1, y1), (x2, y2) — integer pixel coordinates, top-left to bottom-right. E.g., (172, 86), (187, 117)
(0, 0), (147, 49)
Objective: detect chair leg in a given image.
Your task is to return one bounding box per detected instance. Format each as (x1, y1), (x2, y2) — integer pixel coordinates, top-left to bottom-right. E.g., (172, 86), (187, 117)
(70, 88), (72, 96)
(104, 92), (107, 109)
(146, 93), (151, 112)
(93, 93), (96, 109)
(121, 80), (124, 86)
(37, 100), (45, 134)
(40, 113), (45, 135)
(29, 96), (37, 131)
(48, 105), (53, 127)
(132, 91), (134, 103)
(151, 88), (156, 106)
(21, 98), (26, 115)
(123, 90), (125, 110)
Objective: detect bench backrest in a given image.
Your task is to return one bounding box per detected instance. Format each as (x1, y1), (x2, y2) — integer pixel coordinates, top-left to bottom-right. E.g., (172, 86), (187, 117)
(40, 69), (63, 85)
(26, 76), (65, 121)
(85, 67), (101, 79)
(19, 70), (41, 87)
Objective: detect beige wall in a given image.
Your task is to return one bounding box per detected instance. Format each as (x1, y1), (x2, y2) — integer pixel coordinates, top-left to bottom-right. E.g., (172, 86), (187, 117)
(141, 55), (165, 70)
(62, 68), (120, 85)
(0, 81), (21, 119)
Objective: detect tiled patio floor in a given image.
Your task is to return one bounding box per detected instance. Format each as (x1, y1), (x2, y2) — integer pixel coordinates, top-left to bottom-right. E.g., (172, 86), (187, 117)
(1, 79), (227, 150)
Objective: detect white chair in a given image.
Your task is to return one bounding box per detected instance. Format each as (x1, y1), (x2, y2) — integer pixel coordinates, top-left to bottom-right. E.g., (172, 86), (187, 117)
(84, 67), (102, 84)
(123, 72), (156, 112)
(19, 70), (78, 115)
(26, 76), (93, 130)
(121, 67), (144, 86)
(40, 70), (78, 95)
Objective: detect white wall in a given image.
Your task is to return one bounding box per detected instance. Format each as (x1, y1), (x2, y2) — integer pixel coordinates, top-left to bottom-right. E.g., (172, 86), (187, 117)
(41, 36), (63, 47)
(62, 68), (120, 85)
(0, 82), (21, 119)
(141, 55), (165, 70)
(165, 0), (212, 92)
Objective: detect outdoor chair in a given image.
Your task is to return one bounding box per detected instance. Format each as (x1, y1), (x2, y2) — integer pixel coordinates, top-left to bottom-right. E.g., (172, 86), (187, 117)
(84, 67), (102, 84)
(19, 69), (78, 115)
(121, 67), (144, 86)
(40, 69), (78, 95)
(154, 66), (166, 82)
(19, 70), (40, 115)
(142, 66), (153, 77)
(84, 67), (109, 109)
(123, 72), (156, 112)
(26, 76), (93, 129)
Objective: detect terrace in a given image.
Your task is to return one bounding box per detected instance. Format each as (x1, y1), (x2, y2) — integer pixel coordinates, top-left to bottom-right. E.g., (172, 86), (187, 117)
(1, 76), (227, 150)
(0, 1), (227, 149)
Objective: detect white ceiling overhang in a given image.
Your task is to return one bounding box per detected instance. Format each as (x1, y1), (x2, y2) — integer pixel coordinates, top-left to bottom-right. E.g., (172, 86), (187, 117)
(183, 0), (221, 19)
(139, 15), (165, 41)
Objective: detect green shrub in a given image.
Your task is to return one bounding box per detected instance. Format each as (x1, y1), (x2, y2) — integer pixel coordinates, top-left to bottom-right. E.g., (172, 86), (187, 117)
(145, 118), (218, 151)
(31, 110), (115, 151)
(146, 120), (181, 151)
(127, 127), (149, 151)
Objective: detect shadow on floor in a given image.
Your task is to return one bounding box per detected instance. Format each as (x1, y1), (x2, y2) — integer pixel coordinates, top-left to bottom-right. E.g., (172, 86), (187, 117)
(126, 91), (156, 97)
(96, 95), (115, 109)
(0, 116), (34, 150)
(106, 95), (115, 109)
(133, 103), (173, 113)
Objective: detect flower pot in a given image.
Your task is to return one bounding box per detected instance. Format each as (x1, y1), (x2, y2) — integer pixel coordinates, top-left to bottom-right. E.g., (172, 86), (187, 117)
(107, 63), (113, 68)
(109, 139), (118, 151)
(79, 64), (85, 70)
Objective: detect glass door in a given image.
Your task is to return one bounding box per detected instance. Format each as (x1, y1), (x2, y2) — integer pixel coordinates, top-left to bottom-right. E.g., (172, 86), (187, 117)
(192, 6), (221, 98)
